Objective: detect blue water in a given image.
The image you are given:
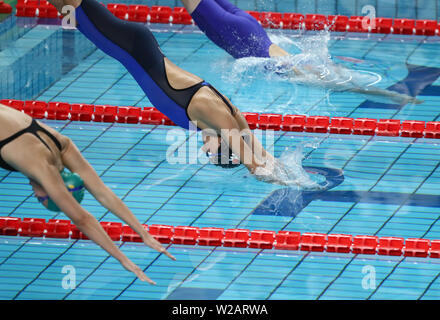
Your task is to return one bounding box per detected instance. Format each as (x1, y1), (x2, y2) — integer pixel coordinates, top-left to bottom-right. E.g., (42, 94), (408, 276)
(1, 10), (440, 300)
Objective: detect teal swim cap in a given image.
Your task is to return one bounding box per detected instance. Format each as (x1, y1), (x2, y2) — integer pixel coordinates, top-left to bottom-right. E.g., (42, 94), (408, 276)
(37, 170), (85, 212)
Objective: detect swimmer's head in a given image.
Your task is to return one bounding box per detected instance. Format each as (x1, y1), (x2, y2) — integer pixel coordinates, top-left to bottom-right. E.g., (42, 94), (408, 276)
(30, 170), (85, 212)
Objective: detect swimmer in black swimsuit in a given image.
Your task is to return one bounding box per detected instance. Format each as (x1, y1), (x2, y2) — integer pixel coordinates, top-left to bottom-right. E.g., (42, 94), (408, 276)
(47, 0), (283, 184)
(0, 103), (175, 284)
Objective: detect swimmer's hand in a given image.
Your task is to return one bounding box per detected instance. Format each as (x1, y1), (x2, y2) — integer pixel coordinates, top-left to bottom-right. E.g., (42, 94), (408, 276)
(142, 232), (176, 261)
(390, 94), (425, 105)
(409, 97), (424, 105)
(291, 66), (303, 77)
(254, 166), (289, 186)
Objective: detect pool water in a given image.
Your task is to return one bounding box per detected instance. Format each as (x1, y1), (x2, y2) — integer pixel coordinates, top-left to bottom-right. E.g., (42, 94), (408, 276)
(1, 11), (440, 300)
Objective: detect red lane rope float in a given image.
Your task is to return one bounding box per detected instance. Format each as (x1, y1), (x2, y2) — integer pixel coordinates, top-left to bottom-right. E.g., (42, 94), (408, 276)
(0, 0), (12, 14)
(2, 99), (440, 139)
(1, 216), (439, 259)
(13, 0), (440, 36)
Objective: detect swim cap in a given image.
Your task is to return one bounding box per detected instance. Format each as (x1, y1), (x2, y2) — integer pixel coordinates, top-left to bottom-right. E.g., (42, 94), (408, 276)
(206, 145), (241, 168)
(38, 170), (85, 212)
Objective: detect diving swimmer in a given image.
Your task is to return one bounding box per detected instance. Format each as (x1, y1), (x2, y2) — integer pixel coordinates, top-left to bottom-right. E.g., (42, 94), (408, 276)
(48, 0), (294, 186)
(0, 103), (176, 284)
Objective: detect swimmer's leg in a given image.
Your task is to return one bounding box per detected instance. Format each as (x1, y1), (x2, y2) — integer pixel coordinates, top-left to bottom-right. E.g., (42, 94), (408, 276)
(47, 0), (80, 13)
(183, 0), (234, 55)
(74, 0), (162, 68)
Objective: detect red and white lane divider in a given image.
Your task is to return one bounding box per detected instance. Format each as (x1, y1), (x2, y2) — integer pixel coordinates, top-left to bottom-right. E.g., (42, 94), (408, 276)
(13, 0), (440, 36)
(2, 99), (440, 139)
(0, 216), (438, 258)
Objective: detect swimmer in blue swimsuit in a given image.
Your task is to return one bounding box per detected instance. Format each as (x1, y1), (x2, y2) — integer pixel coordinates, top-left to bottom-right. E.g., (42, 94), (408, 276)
(182, 0), (289, 59)
(183, 0), (424, 105)
(48, 0), (284, 183)
(0, 103), (175, 284)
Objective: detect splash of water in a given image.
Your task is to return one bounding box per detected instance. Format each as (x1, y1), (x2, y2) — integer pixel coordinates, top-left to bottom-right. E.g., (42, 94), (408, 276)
(267, 31), (381, 88)
(278, 140), (327, 189)
(224, 30), (422, 105)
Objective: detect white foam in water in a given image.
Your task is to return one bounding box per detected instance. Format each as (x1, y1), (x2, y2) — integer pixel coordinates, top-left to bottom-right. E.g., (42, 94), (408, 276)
(279, 143), (326, 189)
(222, 30), (424, 187)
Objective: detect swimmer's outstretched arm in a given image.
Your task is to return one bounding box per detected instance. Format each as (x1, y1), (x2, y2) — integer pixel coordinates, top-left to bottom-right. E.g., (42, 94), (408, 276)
(180, 0), (201, 14)
(48, 0), (279, 182)
(324, 66), (423, 104)
(47, 0), (67, 13)
(7, 139), (174, 284)
(292, 65), (423, 104)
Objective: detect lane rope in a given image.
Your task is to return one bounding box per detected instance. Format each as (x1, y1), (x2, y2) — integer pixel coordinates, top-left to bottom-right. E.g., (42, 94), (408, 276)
(2, 99), (439, 139)
(0, 216), (438, 259)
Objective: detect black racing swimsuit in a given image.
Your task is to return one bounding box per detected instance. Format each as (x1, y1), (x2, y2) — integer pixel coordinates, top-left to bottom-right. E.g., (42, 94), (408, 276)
(0, 119), (62, 172)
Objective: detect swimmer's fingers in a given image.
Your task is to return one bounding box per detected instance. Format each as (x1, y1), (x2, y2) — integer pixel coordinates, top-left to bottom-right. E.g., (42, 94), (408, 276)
(143, 233), (177, 261)
(120, 259), (156, 285)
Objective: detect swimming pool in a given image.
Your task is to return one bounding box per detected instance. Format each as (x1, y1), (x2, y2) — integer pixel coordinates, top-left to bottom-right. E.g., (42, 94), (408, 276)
(1, 3), (440, 300)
